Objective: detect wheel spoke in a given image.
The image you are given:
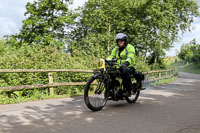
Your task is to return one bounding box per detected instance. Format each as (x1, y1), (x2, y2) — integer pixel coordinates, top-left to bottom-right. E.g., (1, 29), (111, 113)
(88, 78), (107, 107)
(95, 78), (105, 94)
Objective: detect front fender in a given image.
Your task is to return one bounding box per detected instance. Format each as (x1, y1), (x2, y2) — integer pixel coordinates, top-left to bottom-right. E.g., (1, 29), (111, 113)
(92, 74), (104, 79)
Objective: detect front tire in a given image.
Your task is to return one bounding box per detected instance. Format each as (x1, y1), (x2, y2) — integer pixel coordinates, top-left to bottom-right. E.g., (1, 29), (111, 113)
(84, 75), (108, 111)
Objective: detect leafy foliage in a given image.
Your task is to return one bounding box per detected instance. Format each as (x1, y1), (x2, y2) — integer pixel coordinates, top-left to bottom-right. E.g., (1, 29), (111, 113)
(16, 0), (75, 48)
(178, 39), (200, 65)
(0, 39), (97, 103)
(68, 0), (199, 63)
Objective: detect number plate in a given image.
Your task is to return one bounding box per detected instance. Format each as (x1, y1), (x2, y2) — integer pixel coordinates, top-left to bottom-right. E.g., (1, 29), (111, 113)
(97, 59), (105, 69)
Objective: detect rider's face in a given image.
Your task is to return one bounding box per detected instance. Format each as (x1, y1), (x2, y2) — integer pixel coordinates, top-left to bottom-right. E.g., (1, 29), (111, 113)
(118, 40), (125, 47)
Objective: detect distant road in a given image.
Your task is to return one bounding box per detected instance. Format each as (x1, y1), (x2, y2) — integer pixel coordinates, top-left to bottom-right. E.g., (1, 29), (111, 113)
(0, 72), (200, 133)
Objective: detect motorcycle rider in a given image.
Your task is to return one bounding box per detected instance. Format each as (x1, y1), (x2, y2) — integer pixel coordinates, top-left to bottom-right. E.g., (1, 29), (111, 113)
(107, 33), (136, 97)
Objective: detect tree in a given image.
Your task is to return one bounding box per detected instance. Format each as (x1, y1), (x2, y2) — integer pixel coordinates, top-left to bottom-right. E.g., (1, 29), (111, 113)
(137, 0), (199, 67)
(16, 0), (75, 48)
(68, 0), (199, 63)
(68, 0), (145, 57)
(178, 39), (200, 64)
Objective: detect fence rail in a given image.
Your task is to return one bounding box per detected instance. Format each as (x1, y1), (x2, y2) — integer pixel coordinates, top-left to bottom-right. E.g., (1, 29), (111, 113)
(0, 69), (176, 94)
(0, 69), (93, 73)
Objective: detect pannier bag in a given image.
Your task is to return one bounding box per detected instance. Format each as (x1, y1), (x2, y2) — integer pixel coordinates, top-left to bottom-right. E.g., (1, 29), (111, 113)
(134, 71), (145, 81)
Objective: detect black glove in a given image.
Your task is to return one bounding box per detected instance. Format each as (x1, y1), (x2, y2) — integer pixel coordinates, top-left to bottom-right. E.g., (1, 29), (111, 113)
(120, 61), (129, 70)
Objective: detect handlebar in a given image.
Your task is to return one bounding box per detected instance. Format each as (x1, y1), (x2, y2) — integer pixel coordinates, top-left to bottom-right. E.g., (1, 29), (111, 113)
(105, 58), (121, 67)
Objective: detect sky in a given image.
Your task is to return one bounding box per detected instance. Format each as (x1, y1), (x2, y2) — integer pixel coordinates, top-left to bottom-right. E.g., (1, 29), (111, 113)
(0, 0), (200, 56)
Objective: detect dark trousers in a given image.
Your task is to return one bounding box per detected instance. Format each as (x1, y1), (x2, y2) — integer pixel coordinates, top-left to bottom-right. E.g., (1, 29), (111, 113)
(121, 67), (135, 91)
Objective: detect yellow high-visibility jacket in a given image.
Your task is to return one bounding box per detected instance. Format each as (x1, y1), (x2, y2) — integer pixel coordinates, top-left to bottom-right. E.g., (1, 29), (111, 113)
(107, 44), (135, 67)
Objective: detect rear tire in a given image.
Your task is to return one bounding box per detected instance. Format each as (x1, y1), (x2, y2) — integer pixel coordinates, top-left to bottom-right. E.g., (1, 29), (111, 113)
(125, 89), (140, 103)
(125, 81), (141, 103)
(84, 75), (108, 111)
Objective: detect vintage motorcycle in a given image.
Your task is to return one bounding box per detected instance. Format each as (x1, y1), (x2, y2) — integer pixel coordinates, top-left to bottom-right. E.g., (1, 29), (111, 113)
(84, 58), (145, 111)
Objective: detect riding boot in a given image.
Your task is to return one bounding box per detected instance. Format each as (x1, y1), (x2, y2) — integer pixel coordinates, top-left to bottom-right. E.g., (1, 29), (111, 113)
(122, 81), (132, 97)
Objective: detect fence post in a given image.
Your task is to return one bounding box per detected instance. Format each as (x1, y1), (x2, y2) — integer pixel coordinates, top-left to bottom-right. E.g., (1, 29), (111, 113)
(171, 70), (173, 77)
(158, 72), (161, 82)
(48, 72), (54, 95)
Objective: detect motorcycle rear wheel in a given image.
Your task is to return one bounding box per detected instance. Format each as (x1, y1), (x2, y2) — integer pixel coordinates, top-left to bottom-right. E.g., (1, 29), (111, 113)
(125, 90), (140, 103)
(84, 75), (108, 111)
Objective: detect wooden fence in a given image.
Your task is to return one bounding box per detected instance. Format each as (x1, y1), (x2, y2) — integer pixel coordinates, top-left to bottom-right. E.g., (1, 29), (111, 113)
(0, 69), (176, 95)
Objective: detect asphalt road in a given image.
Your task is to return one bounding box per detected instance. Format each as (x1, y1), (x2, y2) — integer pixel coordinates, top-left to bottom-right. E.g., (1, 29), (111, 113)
(0, 72), (200, 133)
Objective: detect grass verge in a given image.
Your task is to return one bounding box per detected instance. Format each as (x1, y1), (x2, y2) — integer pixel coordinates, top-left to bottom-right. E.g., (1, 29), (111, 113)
(0, 89), (85, 105)
(150, 76), (178, 86)
(178, 63), (200, 74)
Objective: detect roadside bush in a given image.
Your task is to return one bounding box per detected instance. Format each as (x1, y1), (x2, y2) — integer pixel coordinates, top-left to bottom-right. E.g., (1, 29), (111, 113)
(135, 56), (150, 72)
(0, 43), (96, 100)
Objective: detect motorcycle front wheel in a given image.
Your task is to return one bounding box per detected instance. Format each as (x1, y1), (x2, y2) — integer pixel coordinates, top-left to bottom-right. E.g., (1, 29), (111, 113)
(84, 75), (108, 111)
